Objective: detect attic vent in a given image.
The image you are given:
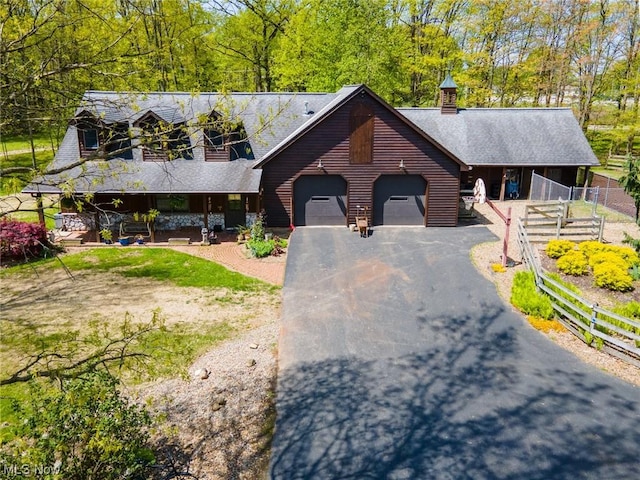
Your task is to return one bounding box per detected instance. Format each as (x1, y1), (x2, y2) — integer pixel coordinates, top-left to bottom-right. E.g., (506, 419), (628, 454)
(304, 101), (314, 115)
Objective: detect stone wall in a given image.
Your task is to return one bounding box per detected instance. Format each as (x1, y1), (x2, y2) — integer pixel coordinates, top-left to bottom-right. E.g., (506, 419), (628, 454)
(61, 213), (95, 231)
(71, 211), (256, 232)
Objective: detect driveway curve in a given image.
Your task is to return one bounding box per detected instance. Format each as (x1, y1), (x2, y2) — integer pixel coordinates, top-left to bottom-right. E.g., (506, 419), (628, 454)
(270, 227), (640, 479)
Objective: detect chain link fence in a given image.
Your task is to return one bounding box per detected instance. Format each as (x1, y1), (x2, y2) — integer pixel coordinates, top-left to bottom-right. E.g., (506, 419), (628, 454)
(529, 172), (635, 219)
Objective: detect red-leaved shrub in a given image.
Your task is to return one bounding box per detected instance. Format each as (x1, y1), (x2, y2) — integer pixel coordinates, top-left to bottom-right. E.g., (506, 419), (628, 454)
(0, 219), (47, 259)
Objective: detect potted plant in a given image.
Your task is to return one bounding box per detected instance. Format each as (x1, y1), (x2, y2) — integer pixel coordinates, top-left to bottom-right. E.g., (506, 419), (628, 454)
(236, 225), (250, 242)
(135, 234), (145, 245)
(99, 228), (113, 244)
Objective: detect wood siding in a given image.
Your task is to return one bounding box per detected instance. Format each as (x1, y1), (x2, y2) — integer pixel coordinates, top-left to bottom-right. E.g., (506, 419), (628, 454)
(261, 91), (461, 227)
(204, 146), (229, 162)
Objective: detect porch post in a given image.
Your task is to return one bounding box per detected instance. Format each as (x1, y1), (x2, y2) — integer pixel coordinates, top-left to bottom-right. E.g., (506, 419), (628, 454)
(499, 167), (507, 201)
(202, 194), (209, 230)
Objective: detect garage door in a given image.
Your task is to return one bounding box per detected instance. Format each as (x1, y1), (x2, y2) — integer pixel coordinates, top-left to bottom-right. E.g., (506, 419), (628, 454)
(373, 175), (427, 225)
(293, 175), (347, 226)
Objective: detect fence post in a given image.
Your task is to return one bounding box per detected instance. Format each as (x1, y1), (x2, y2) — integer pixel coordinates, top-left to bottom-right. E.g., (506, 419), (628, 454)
(556, 202), (563, 239)
(590, 304), (598, 334)
(502, 207), (512, 268)
(598, 216), (605, 242)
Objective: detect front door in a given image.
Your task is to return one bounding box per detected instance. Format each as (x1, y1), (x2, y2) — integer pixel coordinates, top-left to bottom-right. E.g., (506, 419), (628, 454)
(225, 194), (245, 228)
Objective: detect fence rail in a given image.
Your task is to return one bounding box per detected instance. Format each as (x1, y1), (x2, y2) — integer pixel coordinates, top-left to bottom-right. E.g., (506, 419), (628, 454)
(517, 217), (640, 367)
(522, 201), (604, 242)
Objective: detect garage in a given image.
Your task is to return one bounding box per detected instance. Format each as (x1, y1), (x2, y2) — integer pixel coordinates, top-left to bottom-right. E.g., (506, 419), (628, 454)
(373, 175), (427, 225)
(293, 175), (348, 226)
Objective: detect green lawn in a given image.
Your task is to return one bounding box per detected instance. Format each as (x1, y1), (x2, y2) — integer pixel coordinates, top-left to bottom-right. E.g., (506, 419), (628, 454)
(591, 166), (625, 180)
(570, 199), (634, 223)
(54, 247), (277, 291)
(1, 132), (61, 153)
(0, 150), (55, 195)
(0, 248), (280, 441)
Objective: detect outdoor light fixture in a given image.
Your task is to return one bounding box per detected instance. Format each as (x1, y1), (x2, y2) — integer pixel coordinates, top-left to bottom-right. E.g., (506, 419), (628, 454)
(399, 159), (405, 169)
(317, 159), (324, 169)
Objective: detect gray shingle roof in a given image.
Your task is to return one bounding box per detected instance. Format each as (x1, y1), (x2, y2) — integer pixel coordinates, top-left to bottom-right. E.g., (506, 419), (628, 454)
(28, 90), (339, 194)
(398, 107), (599, 167)
(25, 88), (599, 195)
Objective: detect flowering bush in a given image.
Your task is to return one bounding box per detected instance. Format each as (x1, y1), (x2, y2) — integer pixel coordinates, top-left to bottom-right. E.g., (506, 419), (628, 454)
(556, 250), (589, 276)
(593, 262), (634, 292)
(0, 219), (48, 259)
(545, 239), (576, 259)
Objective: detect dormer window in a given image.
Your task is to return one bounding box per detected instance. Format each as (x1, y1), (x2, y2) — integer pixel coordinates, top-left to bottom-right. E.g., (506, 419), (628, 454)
(73, 112), (104, 157)
(205, 128), (225, 151)
(105, 123), (133, 160)
(136, 112), (192, 161)
(83, 129), (99, 150)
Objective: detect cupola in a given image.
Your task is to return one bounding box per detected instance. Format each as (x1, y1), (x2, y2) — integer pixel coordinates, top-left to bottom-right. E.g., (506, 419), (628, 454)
(439, 73), (458, 115)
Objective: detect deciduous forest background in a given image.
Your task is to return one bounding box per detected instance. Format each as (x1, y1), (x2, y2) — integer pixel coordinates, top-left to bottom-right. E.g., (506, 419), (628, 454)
(1, 0), (639, 155)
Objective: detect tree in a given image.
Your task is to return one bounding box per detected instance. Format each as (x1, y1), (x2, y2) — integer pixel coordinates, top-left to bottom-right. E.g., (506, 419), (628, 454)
(273, 0), (404, 99)
(210, 0), (294, 92)
(0, 372), (155, 480)
(619, 156), (640, 223)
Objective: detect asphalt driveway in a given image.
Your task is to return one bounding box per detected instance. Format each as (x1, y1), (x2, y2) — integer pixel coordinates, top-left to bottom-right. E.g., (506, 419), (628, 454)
(270, 227), (640, 479)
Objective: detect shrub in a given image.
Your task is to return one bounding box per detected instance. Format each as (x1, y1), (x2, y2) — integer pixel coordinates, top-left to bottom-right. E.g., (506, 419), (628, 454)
(527, 316), (566, 333)
(613, 301), (640, 320)
(250, 216), (265, 240)
(593, 262), (634, 292)
(622, 232), (640, 254)
(609, 245), (640, 267)
(556, 250), (588, 276)
(0, 372), (154, 479)
(246, 238), (274, 258)
(578, 241), (639, 268)
(577, 240), (607, 260)
(546, 239), (576, 259)
(0, 219), (47, 259)
(588, 251), (629, 270)
(491, 263), (506, 273)
(511, 271), (554, 320)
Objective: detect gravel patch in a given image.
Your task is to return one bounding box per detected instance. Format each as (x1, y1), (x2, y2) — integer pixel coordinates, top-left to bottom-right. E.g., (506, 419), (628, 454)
(138, 321), (278, 479)
(471, 201), (639, 387)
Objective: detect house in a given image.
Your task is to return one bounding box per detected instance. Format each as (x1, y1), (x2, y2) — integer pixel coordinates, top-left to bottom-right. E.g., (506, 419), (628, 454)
(25, 78), (598, 233)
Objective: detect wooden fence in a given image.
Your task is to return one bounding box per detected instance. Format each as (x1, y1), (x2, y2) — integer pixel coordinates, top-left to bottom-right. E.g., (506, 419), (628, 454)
(522, 201), (604, 243)
(517, 218), (640, 367)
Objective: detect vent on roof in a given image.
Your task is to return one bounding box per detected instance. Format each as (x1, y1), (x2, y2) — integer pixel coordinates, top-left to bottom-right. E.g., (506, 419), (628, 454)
(304, 101), (314, 116)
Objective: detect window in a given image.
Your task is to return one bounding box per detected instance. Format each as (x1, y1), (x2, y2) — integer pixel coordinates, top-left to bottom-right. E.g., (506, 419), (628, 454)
(137, 114), (192, 160)
(227, 194), (242, 211)
(168, 125), (193, 160)
(205, 129), (225, 150)
(106, 123), (133, 160)
(349, 102), (374, 164)
(83, 129), (99, 150)
(156, 195), (189, 212)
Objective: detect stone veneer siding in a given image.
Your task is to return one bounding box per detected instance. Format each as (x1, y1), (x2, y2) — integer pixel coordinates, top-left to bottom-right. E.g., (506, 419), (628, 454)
(60, 212), (256, 232)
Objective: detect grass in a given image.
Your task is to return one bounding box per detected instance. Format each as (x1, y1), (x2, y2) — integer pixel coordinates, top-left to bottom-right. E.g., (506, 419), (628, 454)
(0, 247), (280, 441)
(2, 206), (59, 230)
(48, 247), (277, 291)
(1, 131), (60, 153)
(569, 199), (634, 223)
(591, 166), (625, 180)
(0, 150), (55, 195)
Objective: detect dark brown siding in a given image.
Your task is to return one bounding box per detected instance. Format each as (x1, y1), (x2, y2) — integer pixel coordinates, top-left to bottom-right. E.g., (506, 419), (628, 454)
(349, 102), (374, 164)
(204, 147), (229, 162)
(261, 91), (461, 227)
